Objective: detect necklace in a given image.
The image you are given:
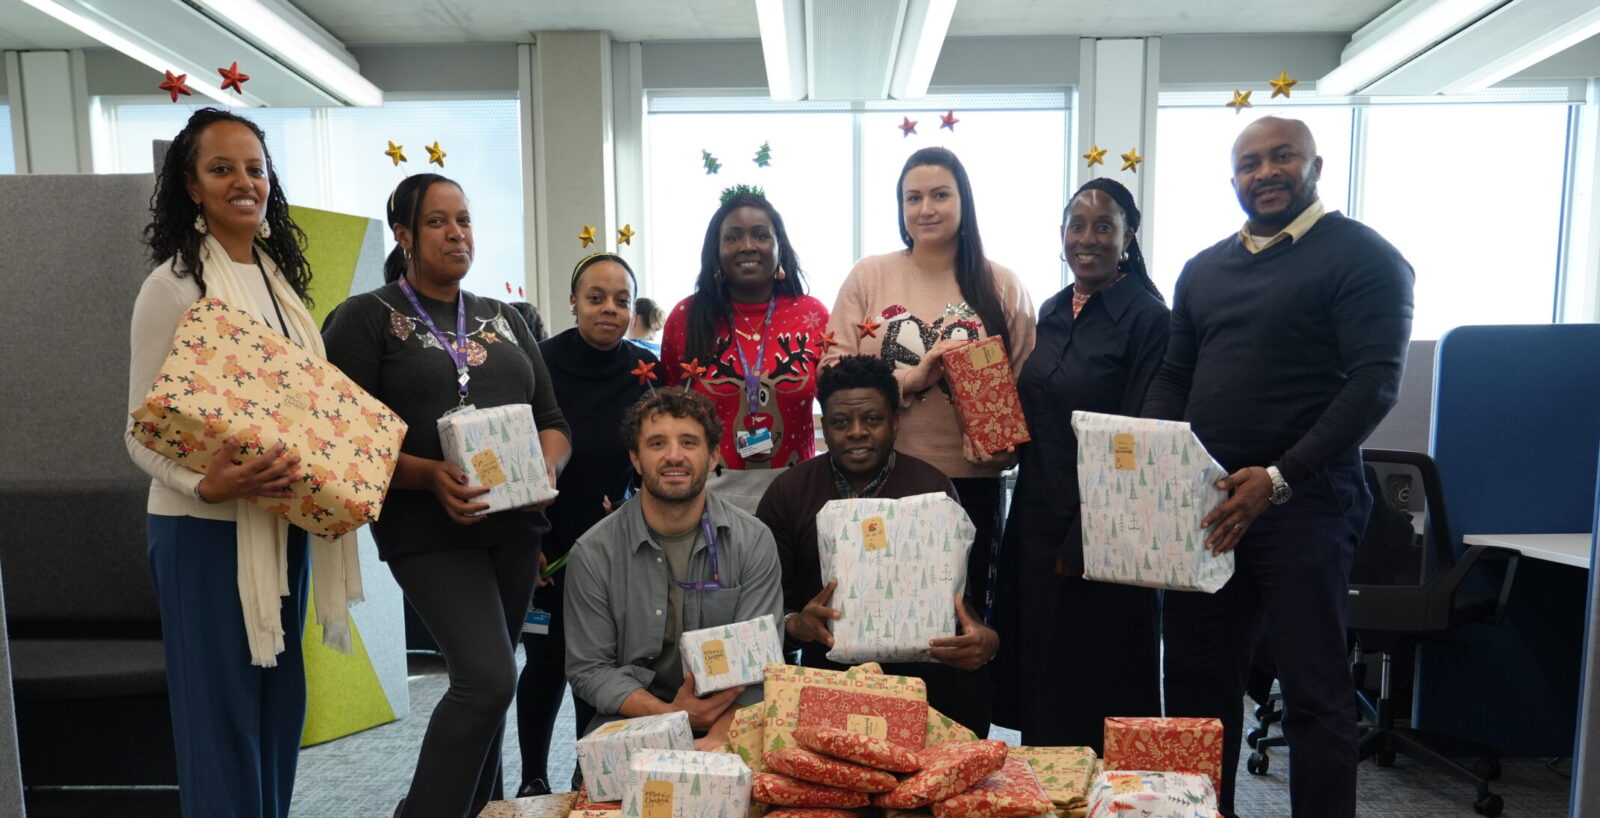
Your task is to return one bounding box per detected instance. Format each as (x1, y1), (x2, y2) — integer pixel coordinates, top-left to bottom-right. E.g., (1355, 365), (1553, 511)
(732, 303), (770, 342)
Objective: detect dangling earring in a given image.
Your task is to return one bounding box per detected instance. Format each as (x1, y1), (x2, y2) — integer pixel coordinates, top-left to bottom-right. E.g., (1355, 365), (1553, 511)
(256, 220), (272, 240)
(193, 213), (208, 235)
(715, 267), (724, 282)
(775, 267), (787, 281)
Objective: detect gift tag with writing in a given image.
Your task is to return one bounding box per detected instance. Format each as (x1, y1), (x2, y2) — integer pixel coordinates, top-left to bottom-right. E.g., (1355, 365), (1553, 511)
(702, 639), (731, 676)
(1113, 433), (1137, 471)
(847, 713), (889, 740)
(966, 340), (1005, 369)
(861, 517), (888, 552)
(472, 449), (508, 487)
(643, 780), (675, 818)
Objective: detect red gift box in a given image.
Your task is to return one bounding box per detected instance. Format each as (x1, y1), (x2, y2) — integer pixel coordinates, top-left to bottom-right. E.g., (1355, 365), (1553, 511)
(798, 686), (930, 751)
(940, 336), (1030, 454)
(1102, 716), (1224, 796)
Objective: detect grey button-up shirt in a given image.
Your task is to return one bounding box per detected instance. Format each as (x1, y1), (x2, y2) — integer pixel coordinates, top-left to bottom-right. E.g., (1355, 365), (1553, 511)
(564, 490), (786, 721)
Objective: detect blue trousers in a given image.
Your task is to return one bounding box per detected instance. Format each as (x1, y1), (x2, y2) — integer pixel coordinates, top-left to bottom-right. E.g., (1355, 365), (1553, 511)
(1163, 460), (1369, 818)
(149, 515), (309, 818)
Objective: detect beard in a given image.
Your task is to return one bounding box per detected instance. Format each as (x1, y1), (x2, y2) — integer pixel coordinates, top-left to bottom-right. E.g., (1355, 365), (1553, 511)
(1239, 179), (1318, 229)
(642, 466), (708, 504)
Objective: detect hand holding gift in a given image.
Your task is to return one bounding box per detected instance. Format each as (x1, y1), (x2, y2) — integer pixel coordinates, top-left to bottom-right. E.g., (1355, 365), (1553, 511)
(427, 458), (491, 524)
(789, 580), (841, 647)
(198, 439), (300, 503)
(925, 594), (998, 671)
(671, 672), (745, 732)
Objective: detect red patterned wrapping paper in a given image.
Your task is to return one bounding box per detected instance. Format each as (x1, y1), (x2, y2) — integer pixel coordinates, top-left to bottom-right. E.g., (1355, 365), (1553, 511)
(762, 664), (927, 758)
(795, 726), (922, 773)
(797, 687), (929, 751)
(874, 740), (1010, 809)
(763, 810), (866, 818)
(1101, 717), (1223, 797)
(572, 790), (622, 812)
(940, 336), (1030, 454)
(753, 772), (872, 807)
(930, 757), (1053, 818)
(766, 748), (899, 793)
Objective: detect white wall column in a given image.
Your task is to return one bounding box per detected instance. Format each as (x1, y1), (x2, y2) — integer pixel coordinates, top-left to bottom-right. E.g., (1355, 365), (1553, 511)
(612, 41), (647, 292)
(1075, 38), (1160, 263)
(4, 49), (92, 173)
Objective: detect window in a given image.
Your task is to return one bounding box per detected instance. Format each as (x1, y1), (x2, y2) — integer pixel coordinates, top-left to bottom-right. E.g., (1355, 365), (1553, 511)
(646, 93), (1070, 315)
(91, 98), (523, 297)
(0, 103), (14, 174)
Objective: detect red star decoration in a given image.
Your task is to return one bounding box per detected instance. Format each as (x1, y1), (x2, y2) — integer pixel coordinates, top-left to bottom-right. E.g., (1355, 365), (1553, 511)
(898, 117), (917, 137)
(856, 318), (880, 339)
(679, 359), (707, 382)
(814, 329), (838, 356)
(518, 286), (525, 298)
(939, 110), (959, 131)
(159, 71), (193, 103)
(505, 282), (513, 294)
(631, 360), (658, 386)
(217, 62), (250, 94)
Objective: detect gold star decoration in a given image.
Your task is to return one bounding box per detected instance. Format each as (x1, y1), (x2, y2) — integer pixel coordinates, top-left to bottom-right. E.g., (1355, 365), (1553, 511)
(1226, 89), (1253, 113)
(1120, 148), (1144, 172)
(1269, 70), (1298, 99)
(617, 224), (635, 245)
(425, 141), (446, 167)
(383, 141), (407, 166)
(578, 224), (596, 248)
(1083, 145), (1108, 168)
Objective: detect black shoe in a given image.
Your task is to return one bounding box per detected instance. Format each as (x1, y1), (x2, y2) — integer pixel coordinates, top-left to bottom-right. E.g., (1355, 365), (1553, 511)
(391, 797), (406, 818)
(517, 778), (552, 798)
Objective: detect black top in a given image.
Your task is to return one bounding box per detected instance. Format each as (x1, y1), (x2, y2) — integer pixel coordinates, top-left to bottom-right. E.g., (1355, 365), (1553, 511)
(1142, 211), (1414, 485)
(321, 282), (571, 560)
(1008, 276), (1170, 571)
(538, 328), (659, 560)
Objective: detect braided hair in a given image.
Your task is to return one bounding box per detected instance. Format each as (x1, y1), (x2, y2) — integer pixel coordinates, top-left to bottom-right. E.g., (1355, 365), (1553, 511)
(383, 172), (461, 284)
(144, 108), (312, 304)
(683, 192), (807, 367)
(1065, 177), (1164, 303)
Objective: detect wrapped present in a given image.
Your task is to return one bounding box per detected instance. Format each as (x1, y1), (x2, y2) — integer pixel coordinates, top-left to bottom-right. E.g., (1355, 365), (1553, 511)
(753, 772), (871, 808)
(622, 749), (753, 818)
(762, 810), (865, 818)
(761, 664), (927, 760)
(479, 793), (579, 818)
(930, 757), (1052, 818)
(1008, 747), (1097, 818)
(816, 493), (975, 663)
(574, 811), (625, 818)
(573, 788), (624, 813)
(577, 712), (694, 802)
(129, 297), (406, 537)
(1101, 718), (1223, 797)
(925, 707), (979, 748)
(765, 748), (897, 793)
(1071, 412), (1232, 593)
(438, 403), (558, 515)
(874, 740), (1009, 809)
(681, 615), (785, 695)
(794, 726), (922, 772)
(797, 687), (928, 751)
(723, 703), (768, 770)
(1084, 771), (1216, 818)
(941, 336), (1031, 454)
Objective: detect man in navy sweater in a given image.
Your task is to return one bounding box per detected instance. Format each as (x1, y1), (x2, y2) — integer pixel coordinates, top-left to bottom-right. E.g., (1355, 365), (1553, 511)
(1144, 117), (1414, 817)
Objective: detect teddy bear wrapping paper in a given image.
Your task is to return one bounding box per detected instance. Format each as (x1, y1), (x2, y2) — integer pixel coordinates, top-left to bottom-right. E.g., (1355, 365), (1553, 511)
(437, 403), (558, 515)
(577, 711), (695, 802)
(129, 298), (405, 537)
(679, 615), (785, 695)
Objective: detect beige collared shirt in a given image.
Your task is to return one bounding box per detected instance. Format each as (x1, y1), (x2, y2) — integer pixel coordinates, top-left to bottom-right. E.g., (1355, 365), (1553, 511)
(1239, 198), (1327, 253)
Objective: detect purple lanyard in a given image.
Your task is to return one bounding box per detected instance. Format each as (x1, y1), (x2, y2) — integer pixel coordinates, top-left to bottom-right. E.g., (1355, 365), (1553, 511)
(397, 277), (470, 403)
(650, 512), (724, 591)
(732, 299), (776, 415)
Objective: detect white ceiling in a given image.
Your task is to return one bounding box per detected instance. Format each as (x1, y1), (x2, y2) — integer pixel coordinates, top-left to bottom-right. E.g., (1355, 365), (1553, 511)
(0, 0), (1397, 49)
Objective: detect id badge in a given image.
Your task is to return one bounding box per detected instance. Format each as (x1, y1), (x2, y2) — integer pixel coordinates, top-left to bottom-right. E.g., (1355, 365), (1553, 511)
(522, 608), (551, 635)
(735, 427), (774, 459)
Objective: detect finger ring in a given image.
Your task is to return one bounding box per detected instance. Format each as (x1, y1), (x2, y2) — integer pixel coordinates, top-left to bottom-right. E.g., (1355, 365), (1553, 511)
(1233, 522), (1245, 532)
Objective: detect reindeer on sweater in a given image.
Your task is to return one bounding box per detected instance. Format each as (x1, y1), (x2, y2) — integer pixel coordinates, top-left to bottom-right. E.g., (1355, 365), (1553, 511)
(699, 331), (817, 466)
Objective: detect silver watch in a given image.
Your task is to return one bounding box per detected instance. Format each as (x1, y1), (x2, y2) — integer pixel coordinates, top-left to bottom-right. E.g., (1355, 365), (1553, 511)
(1266, 465), (1292, 505)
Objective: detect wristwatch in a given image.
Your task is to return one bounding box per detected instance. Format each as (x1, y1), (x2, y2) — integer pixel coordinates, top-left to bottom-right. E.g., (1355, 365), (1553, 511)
(193, 479), (215, 504)
(1266, 465), (1292, 505)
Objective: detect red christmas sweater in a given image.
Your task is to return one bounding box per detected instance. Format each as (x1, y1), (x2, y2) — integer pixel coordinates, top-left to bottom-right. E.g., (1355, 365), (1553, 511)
(661, 294), (830, 469)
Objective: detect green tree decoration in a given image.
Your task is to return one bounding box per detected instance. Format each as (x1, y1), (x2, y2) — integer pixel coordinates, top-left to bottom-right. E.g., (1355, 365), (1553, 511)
(701, 149), (722, 174)
(753, 141), (772, 167)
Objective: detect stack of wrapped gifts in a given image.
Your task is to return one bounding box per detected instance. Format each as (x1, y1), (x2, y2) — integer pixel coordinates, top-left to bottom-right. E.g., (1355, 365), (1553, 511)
(1084, 717), (1224, 818)
(574, 712), (695, 802)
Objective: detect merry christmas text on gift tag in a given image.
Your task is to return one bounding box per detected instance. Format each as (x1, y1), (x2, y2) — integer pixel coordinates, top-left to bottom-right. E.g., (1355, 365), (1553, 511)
(474, 449), (509, 487)
(847, 714), (889, 740)
(642, 781), (674, 818)
(965, 341), (1005, 368)
(702, 640), (731, 676)
(1113, 434), (1137, 471)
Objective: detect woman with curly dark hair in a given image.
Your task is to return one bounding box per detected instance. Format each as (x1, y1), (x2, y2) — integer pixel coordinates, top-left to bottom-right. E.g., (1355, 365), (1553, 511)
(124, 107), (329, 817)
(659, 187), (829, 513)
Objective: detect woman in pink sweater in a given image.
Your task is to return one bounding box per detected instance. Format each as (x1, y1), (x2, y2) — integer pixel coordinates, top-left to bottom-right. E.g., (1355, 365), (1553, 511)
(826, 147), (1036, 640)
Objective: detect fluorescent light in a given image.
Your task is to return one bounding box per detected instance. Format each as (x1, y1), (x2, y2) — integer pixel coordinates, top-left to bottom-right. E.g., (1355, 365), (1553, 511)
(1316, 0), (1503, 96)
(756, 0), (806, 101)
(192, 0), (383, 106)
(889, 0), (957, 99)
(17, 0), (244, 107)
(1442, 3), (1600, 93)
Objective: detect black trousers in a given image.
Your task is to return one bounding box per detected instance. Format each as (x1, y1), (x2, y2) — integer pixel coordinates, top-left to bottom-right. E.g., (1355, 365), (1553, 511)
(1163, 459), (1369, 818)
(950, 476), (1004, 624)
(515, 573), (596, 789)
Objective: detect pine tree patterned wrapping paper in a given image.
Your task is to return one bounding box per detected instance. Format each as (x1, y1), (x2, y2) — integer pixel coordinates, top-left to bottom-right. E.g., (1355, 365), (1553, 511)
(816, 493), (976, 663)
(129, 297), (406, 538)
(1101, 718), (1223, 798)
(680, 615), (785, 695)
(1008, 747), (1098, 818)
(1071, 411), (1233, 593)
(925, 709), (979, 748)
(722, 703), (769, 770)
(623, 749), (754, 818)
(941, 336), (1031, 454)
(761, 664), (927, 764)
(1083, 771), (1217, 818)
(437, 403), (558, 515)
(577, 711), (695, 802)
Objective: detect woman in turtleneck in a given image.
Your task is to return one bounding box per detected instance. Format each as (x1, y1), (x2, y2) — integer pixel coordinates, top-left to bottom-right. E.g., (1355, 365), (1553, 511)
(512, 252), (658, 797)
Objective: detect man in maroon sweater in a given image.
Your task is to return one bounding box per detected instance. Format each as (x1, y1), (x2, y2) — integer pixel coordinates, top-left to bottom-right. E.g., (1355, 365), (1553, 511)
(756, 355), (999, 737)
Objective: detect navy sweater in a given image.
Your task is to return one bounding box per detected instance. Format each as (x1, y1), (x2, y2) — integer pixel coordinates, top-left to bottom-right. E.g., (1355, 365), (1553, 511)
(1142, 211), (1414, 485)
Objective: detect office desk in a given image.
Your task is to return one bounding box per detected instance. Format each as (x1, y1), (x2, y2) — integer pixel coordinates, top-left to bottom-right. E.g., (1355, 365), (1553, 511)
(1463, 533), (1594, 570)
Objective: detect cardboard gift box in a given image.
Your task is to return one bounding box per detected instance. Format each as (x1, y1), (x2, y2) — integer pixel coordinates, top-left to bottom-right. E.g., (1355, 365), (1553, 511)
(1084, 771), (1216, 818)
(680, 615), (785, 695)
(623, 749), (753, 818)
(129, 297), (406, 538)
(577, 712), (695, 802)
(815, 493), (976, 663)
(796, 687), (929, 751)
(1071, 412), (1233, 593)
(761, 664), (927, 763)
(1101, 718), (1223, 798)
(941, 336), (1031, 454)
(1008, 747), (1098, 818)
(438, 403), (558, 514)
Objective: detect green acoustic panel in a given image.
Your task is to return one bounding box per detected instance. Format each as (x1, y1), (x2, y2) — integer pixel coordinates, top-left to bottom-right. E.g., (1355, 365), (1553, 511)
(290, 204), (373, 326)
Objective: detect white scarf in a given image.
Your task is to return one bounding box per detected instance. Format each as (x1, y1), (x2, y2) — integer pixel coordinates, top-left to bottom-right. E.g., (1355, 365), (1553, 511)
(198, 235), (364, 667)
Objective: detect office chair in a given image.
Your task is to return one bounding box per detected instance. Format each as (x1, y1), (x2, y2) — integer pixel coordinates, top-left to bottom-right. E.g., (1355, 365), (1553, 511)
(1349, 449), (1520, 817)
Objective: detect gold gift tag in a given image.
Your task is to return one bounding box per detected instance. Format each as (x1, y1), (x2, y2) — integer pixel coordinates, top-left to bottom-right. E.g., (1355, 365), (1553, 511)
(594, 719), (630, 736)
(643, 780), (675, 818)
(847, 713), (889, 740)
(472, 449), (508, 487)
(862, 517), (889, 552)
(1113, 434), (1137, 471)
(966, 340), (1005, 368)
(702, 639), (731, 676)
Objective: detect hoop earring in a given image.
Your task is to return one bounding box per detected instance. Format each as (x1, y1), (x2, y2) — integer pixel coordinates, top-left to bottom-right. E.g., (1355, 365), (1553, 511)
(256, 220), (272, 240)
(193, 213), (208, 235)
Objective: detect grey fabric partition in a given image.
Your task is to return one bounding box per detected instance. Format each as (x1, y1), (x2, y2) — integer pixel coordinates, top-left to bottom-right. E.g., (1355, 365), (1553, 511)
(1364, 339), (1437, 453)
(0, 562), (23, 817)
